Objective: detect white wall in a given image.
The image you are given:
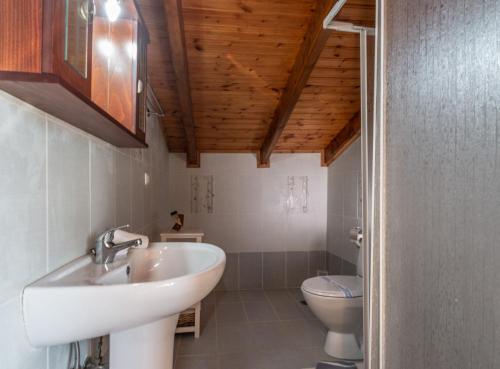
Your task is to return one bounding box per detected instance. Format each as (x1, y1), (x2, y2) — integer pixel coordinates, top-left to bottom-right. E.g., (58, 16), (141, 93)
(168, 153), (328, 254)
(0, 91), (170, 369)
(327, 138), (362, 265)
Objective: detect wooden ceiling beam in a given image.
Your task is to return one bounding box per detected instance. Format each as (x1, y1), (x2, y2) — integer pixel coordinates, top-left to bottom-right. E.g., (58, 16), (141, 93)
(322, 111), (361, 166)
(257, 0), (337, 167)
(163, 0), (199, 167)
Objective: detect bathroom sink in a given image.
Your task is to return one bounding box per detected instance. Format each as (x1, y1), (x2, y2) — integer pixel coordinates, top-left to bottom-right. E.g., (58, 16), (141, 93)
(23, 242), (225, 369)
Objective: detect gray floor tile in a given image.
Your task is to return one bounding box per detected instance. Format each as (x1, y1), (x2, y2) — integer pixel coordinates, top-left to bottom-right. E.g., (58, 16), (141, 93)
(217, 322), (255, 354)
(248, 321), (288, 351)
(175, 288), (329, 369)
(308, 346), (337, 362)
(216, 302), (247, 325)
(252, 350), (293, 369)
(215, 290), (241, 304)
(273, 347), (323, 369)
(265, 290), (306, 320)
(201, 303), (217, 333)
(239, 289), (268, 302)
(265, 289), (292, 303)
(269, 299), (306, 320)
(281, 319), (326, 348)
(244, 301), (278, 322)
(297, 301), (320, 321)
(177, 329), (217, 356)
(218, 352), (260, 369)
(203, 290), (216, 305)
(287, 288), (304, 302)
(174, 355), (219, 369)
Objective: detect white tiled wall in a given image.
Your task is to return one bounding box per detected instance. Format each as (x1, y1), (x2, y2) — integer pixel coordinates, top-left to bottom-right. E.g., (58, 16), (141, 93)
(0, 91), (170, 369)
(168, 153), (328, 253)
(327, 138), (362, 264)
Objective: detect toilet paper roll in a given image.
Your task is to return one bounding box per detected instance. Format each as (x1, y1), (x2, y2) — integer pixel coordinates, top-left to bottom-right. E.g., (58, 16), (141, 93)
(349, 227), (362, 245)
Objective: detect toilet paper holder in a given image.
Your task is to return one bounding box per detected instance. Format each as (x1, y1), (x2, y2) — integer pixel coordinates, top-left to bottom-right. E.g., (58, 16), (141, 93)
(349, 227), (362, 247)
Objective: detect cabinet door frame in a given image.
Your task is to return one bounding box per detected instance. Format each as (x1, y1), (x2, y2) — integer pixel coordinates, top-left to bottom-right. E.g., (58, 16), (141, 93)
(134, 21), (148, 141)
(43, 0), (93, 97)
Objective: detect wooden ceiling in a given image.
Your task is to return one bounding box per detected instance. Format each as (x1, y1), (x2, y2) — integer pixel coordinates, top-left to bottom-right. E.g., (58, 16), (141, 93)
(139, 0), (375, 166)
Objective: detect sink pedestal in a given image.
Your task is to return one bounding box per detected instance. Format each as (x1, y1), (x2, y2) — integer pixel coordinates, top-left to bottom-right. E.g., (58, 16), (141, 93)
(110, 314), (180, 369)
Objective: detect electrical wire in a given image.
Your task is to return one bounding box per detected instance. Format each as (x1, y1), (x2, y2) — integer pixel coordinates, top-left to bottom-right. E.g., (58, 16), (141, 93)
(70, 341), (81, 369)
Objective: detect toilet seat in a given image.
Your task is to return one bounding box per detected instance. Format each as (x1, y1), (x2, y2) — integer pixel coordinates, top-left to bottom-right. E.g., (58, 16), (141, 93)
(302, 276), (363, 298)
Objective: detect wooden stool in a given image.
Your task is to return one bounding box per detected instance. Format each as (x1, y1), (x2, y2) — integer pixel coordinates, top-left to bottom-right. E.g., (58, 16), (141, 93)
(160, 230), (204, 243)
(160, 230), (204, 338)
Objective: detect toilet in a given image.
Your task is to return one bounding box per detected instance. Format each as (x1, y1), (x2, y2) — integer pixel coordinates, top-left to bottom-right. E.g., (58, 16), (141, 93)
(301, 241), (363, 360)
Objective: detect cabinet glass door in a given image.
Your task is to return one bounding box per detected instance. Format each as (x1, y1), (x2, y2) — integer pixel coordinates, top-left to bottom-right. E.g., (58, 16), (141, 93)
(65, 0), (91, 77)
(91, 0), (139, 133)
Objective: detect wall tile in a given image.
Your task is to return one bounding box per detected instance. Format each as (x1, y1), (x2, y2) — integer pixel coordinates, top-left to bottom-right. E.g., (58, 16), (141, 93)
(0, 96), (46, 304)
(236, 214), (264, 252)
(239, 252), (262, 290)
(260, 175), (286, 214)
(263, 252), (285, 289)
(115, 151), (131, 227)
(342, 259), (357, 276)
(343, 171), (359, 218)
(47, 120), (90, 269)
(130, 158), (147, 232)
(217, 253), (239, 291)
(168, 153), (328, 254)
(0, 91), (171, 369)
(238, 175), (263, 214)
(215, 175), (239, 215)
(260, 216), (286, 252)
(328, 171), (344, 216)
(308, 250), (326, 277)
(342, 217), (361, 263)
(327, 252), (342, 274)
(0, 298), (47, 369)
(285, 215), (313, 252)
(90, 141), (116, 237)
(327, 139), (361, 265)
(286, 251), (309, 288)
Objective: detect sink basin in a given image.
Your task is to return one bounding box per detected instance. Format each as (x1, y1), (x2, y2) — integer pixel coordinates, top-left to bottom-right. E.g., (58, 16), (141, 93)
(23, 242), (225, 369)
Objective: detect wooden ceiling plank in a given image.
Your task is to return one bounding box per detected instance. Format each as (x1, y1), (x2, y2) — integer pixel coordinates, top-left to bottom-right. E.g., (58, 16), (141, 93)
(322, 111), (361, 166)
(258, 0), (337, 166)
(163, 0), (199, 167)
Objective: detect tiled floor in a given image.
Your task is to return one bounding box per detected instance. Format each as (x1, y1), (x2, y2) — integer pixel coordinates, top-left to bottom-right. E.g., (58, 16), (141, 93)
(173, 289), (333, 369)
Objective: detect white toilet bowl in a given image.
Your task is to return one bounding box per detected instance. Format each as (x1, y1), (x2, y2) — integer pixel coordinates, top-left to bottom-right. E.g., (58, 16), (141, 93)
(301, 275), (363, 360)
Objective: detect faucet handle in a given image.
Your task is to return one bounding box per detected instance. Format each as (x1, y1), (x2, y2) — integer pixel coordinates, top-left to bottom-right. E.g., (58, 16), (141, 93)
(97, 224), (130, 242)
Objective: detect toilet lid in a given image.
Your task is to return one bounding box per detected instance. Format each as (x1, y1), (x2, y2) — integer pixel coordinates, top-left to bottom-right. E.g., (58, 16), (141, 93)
(302, 275), (363, 298)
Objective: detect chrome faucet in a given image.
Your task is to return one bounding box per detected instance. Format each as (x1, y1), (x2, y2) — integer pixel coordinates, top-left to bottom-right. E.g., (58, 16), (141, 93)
(92, 225), (142, 264)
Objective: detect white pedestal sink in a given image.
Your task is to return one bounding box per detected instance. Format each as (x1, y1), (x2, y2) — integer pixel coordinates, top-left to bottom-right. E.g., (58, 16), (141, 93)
(22, 242), (226, 369)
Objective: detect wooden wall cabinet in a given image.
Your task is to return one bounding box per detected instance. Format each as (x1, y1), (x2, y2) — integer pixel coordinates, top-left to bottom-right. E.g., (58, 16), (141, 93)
(0, 0), (149, 147)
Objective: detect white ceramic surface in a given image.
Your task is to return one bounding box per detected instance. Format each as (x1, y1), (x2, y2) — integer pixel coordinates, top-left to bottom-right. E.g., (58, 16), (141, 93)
(302, 278), (363, 360)
(23, 242), (226, 347)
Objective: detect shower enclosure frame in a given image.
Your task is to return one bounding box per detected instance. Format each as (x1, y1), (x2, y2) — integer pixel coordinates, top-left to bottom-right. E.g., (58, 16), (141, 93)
(324, 1), (386, 368)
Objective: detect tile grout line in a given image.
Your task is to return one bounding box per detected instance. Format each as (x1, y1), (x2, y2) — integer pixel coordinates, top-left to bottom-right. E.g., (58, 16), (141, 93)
(284, 251), (288, 289)
(263, 290), (281, 322)
(260, 251), (264, 289)
(44, 115), (49, 273)
(237, 253), (240, 291)
(44, 114), (49, 369)
(89, 141), (92, 245)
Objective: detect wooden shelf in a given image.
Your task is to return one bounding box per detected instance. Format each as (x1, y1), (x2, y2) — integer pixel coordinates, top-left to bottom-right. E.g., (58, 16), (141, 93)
(0, 72), (147, 148)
